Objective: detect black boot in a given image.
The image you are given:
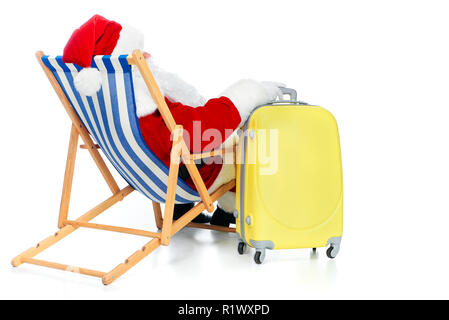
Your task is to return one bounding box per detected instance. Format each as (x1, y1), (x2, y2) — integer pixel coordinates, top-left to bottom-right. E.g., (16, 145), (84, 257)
(210, 206), (236, 227)
(173, 203), (211, 224)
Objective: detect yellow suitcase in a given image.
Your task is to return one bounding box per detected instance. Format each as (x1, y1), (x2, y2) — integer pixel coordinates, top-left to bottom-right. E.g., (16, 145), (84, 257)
(235, 88), (343, 264)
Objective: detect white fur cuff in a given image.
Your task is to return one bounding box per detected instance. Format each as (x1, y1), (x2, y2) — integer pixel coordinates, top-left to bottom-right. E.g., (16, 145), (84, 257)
(221, 79), (283, 125)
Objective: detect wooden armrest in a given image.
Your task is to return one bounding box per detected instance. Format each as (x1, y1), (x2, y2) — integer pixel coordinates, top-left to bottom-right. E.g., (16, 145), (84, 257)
(127, 52), (150, 65)
(80, 144), (100, 149)
(126, 55), (136, 65)
(190, 147), (235, 161)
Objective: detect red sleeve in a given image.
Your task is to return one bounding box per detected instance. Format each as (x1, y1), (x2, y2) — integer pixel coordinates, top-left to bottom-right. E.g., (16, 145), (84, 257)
(166, 97), (241, 153)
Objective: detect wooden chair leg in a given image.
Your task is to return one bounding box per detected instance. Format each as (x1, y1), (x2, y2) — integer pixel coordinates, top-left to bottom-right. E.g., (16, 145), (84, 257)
(160, 125), (183, 246)
(102, 238), (161, 285)
(152, 202), (163, 229)
(160, 161), (178, 245)
(58, 124), (79, 228)
(183, 159), (215, 213)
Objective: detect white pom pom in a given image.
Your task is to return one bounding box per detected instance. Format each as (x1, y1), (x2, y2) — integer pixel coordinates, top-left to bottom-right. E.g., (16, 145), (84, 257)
(74, 68), (102, 96)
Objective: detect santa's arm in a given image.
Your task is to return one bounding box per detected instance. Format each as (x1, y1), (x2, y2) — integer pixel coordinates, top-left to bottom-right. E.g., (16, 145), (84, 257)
(167, 79), (284, 152)
(168, 97), (241, 153)
(221, 79), (284, 125)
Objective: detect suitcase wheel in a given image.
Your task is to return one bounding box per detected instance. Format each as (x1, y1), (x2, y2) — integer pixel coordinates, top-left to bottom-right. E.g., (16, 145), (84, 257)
(326, 245), (338, 259)
(237, 241), (247, 255)
(254, 250), (266, 264)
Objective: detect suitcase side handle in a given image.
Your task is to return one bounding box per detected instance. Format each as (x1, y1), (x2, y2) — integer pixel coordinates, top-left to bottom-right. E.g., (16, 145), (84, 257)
(279, 87), (297, 101)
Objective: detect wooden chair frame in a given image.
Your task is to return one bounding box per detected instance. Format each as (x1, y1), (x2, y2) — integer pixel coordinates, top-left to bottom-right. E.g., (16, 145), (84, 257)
(11, 50), (236, 285)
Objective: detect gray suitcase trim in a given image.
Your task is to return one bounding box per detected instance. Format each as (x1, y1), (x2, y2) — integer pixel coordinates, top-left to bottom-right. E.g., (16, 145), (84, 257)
(238, 120), (250, 243)
(249, 240), (275, 250)
(326, 236), (342, 258)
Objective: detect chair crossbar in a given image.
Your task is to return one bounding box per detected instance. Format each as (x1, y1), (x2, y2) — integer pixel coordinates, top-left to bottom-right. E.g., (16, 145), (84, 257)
(80, 144), (100, 149)
(187, 222), (236, 233)
(63, 220), (161, 238)
(21, 258), (106, 278)
(190, 146), (235, 161)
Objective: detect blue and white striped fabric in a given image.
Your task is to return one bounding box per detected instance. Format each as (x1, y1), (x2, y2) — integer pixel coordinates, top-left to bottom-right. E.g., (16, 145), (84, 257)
(42, 55), (201, 204)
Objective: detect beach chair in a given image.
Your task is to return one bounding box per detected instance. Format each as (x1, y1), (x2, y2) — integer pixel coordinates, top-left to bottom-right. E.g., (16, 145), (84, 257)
(11, 50), (236, 285)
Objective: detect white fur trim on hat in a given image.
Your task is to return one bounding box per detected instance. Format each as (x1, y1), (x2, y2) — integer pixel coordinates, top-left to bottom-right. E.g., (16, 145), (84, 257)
(73, 23), (145, 96)
(74, 68), (102, 96)
(112, 24), (145, 55)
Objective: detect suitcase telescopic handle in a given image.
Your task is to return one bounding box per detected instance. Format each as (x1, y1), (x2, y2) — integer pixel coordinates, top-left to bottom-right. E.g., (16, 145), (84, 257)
(279, 87), (297, 101)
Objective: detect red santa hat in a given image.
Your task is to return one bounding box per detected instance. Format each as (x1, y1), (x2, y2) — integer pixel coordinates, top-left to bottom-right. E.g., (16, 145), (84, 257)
(63, 14), (144, 96)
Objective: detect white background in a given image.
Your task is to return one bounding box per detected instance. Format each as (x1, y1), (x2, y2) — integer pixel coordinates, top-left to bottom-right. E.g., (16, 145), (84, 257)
(1, 0), (449, 299)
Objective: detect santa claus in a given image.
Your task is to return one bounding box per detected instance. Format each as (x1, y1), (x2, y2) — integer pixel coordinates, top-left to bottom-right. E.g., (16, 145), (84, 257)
(63, 15), (283, 227)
